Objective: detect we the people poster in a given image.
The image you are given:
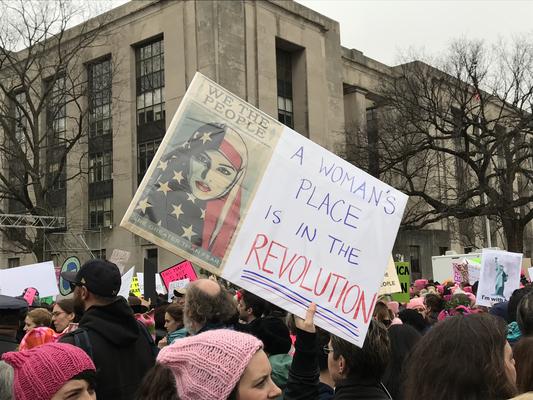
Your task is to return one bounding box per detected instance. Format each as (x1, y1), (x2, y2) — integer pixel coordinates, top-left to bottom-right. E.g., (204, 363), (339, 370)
(121, 72), (408, 347)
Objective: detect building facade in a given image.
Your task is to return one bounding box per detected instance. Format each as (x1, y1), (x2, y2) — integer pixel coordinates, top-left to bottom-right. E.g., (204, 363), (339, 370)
(0, 0), (530, 279)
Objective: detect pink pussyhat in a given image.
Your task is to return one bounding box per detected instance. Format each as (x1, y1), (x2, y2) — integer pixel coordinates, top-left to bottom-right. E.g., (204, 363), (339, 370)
(407, 297), (426, 311)
(414, 279), (428, 290)
(387, 301), (400, 315)
(1, 343), (95, 400)
(157, 329), (263, 400)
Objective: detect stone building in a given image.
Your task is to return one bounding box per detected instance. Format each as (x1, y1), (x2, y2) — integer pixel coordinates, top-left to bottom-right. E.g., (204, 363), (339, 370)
(0, 0), (528, 279)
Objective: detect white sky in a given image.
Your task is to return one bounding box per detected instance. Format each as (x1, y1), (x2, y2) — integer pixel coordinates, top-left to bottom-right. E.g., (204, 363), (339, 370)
(297, 0), (533, 65)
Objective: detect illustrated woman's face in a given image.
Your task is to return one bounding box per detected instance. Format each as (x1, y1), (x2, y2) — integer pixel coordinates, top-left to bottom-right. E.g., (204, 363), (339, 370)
(189, 149), (238, 201)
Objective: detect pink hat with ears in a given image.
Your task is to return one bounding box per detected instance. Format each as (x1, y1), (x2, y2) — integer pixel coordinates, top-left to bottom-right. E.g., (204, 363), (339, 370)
(414, 279), (428, 290)
(407, 297), (426, 311)
(387, 301), (399, 315)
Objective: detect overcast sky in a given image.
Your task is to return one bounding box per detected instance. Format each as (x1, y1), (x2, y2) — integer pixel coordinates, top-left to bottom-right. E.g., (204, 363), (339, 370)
(297, 0), (533, 66)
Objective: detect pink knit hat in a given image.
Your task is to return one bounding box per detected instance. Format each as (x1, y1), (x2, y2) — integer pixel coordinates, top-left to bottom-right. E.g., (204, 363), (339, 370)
(157, 329), (263, 400)
(406, 297), (426, 311)
(387, 301), (400, 315)
(1, 343), (95, 400)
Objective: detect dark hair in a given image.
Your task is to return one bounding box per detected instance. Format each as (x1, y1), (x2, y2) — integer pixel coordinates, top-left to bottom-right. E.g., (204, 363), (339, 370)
(166, 303), (184, 325)
(509, 286), (533, 323)
(330, 320), (390, 382)
(403, 313), (517, 400)
(373, 301), (393, 325)
(517, 291), (533, 335)
(316, 327), (331, 372)
(154, 303), (170, 331)
(55, 299), (75, 315)
(241, 291), (266, 319)
(513, 335), (533, 393)
(382, 324), (421, 400)
(398, 309), (428, 333)
(27, 308), (52, 327)
(71, 370), (97, 392)
(185, 282), (236, 326)
(424, 293), (444, 313)
(136, 363), (179, 400)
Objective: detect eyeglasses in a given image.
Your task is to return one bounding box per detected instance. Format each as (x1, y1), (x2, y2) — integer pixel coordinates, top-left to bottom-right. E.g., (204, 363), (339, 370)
(323, 345), (334, 355)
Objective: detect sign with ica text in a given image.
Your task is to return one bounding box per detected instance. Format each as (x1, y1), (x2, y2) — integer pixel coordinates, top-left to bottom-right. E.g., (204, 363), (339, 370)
(391, 262), (411, 303)
(121, 73), (408, 347)
(159, 261), (198, 290)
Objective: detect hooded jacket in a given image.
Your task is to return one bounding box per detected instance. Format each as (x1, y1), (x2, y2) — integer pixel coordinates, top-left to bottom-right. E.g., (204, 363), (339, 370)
(59, 297), (155, 400)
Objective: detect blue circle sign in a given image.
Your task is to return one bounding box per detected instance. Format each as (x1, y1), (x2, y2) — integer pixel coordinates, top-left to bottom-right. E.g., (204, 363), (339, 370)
(59, 256), (81, 296)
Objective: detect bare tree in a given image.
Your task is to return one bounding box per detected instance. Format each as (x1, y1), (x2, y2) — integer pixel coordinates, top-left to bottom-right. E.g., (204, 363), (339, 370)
(372, 38), (533, 253)
(0, 0), (113, 261)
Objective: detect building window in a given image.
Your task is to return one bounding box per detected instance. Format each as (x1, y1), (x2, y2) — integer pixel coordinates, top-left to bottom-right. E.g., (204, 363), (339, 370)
(47, 161), (65, 190)
(8, 257), (20, 268)
(439, 247), (449, 256)
(136, 38), (165, 127)
(276, 48), (293, 128)
(138, 139), (161, 182)
(88, 58), (112, 138)
(409, 245), (421, 274)
(46, 76), (67, 145)
(89, 152), (112, 183)
(89, 197), (113, 228)
(92, 249), (106, 259)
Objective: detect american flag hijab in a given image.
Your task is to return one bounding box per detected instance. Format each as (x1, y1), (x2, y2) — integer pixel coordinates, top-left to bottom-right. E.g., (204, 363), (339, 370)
(140, 123), (248, 259)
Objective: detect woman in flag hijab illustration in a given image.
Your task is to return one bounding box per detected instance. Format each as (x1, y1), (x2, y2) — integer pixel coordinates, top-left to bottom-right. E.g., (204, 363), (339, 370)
(139, 122), (248, 260)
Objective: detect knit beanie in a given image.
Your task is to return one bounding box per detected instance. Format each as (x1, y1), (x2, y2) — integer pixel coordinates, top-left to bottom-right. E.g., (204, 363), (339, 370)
(19, 327), (59, 351)
(157, 329), (263, 400)
(1, 343), (95, 400)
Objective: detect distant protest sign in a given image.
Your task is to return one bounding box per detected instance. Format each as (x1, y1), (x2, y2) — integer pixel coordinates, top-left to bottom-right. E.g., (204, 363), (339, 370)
(391, 262), (411, 303)
(467, 259), (481, 285)
(137, 273), (167, 294)
(477, 250), (522, 307)
(159, 261), (198, 290)
(130, 276), (142, 297)
(452, 260), (469, 285)
(379, 257), (401, 295)
(109, 249), (130, 274)
(121, 72), (408, 347)
(59, 257), (81, 296)
(118, 267), (135, 299)
(168, 279), (190, 302)
(0, 261), (59, 298)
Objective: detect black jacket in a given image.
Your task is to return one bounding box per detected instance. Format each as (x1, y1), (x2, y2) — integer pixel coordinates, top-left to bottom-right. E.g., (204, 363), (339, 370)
(333, 379), (392, 400)
(59, 297), (155, 400)
(0, 334), (18, 357)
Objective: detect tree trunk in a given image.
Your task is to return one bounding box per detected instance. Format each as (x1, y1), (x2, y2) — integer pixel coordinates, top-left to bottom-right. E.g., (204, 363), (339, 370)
(501, 218), (524, 253)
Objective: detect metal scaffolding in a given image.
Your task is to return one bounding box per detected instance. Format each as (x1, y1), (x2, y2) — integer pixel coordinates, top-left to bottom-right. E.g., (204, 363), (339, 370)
(0, 214), (66, 229)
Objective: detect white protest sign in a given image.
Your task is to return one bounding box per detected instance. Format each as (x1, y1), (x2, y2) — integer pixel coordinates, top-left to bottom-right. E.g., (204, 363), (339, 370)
(120, 72), (408, 347)
(477, 249), (522, 307)
(168, 278), (190, 302)
(118, 267), (135, 299)
(137, 272), (167, 295)
(0, 261), (59, 298)
(467, 260), (481, 285)
(379, 256), (401, 295)
(109, 249), (130, 274)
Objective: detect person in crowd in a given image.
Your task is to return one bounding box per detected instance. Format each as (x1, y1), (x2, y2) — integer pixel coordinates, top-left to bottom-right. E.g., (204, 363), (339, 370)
(0, 295), (27, 356)
(424, 293), (445, 325)
(517, 290), (533, 337)
(183, 278), (237, 335)
(316, 327), (334, 400)
(52, 299), (77, 334)
(24, 308), (52, 331)
(238, 290), (267, 326)
(59, 259), (156, 400)
(507, 286), (533, 344)
(382, 324), (421, 400)
(248, 316), (293, 392)
(0, 342), (96, 400)
(373, 301), (394, 327)
(284, 304), (392, 400)
(513, 335), (533, 394)
(403, 313), (517, 400)
(136, 329), (282, 400)
(158, 303), (187, 348)
(154, 302), (170, 344)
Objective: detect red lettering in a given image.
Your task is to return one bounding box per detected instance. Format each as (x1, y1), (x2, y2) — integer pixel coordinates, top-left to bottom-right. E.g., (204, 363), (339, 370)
(280, 253), (298, 278)
(313, 268), (332, 297)
(298, 261), (313, 292)
(262, 240), (288, 274)
(245, 233), (269, 268)
(328, 274), (345, 302)
(335, 280), (350, 308)
(288, 256), (308, 284)
(353, 291), (377, 324)
(341, 285), (361, 314)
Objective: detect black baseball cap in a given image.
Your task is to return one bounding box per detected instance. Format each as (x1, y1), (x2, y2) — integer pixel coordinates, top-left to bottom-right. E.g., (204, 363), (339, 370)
(61, 259), (121, 298)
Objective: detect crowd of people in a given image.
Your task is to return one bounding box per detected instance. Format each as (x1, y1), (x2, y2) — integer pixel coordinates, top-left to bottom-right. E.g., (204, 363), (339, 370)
(2, 260), (533, 400)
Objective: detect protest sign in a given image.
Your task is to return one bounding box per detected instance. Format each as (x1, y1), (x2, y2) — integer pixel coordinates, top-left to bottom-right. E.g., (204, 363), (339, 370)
(477, 249), (522, 307)
(379, 257), (401, 295)
(22, 287), (38, 305)
(137, 273), (167, 294)
(0, 261), (59, 298)
(58, 256), (81, 296)
(391, 262), (411, 303)
(452, 260), (469, 285)
(130, 276), (142, 297)
(118, 267), (135, 299)
(121, 72), (408, 347)
(159, 261), (198, 290)
(168, 278), (190, 302)
(467, 260), (481, 285)
(109, 249), (131, 274)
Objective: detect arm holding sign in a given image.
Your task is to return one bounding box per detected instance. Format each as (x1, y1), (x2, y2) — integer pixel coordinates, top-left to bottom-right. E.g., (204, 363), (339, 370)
(284, 304), (320, 400)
